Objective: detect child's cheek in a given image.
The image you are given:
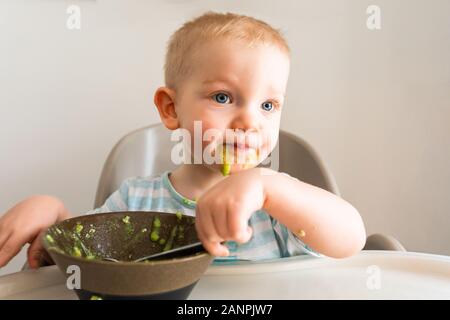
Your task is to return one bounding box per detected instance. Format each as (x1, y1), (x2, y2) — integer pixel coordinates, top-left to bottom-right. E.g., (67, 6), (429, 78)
(181, 120), (223, 162)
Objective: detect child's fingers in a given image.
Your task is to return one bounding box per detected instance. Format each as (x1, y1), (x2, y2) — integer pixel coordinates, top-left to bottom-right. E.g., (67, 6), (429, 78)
(196, 205), (223, 243)
(211, 208), (229, 240)
(195, 207), (229, 256)
(195, 217), (225, 256)
(244, 226), (253, 243)
(195, 207), (212, 247)
(27, 233), (45, 269)
(202, 240), (229, 257)
(227, 207), (252, 243)
(0, 228), (12, 252)
(0, 234), (23, 268)
(194, 212), (206, 243)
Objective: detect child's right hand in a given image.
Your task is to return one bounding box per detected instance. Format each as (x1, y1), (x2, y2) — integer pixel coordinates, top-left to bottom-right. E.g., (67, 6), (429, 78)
(0, 195), (71, 269)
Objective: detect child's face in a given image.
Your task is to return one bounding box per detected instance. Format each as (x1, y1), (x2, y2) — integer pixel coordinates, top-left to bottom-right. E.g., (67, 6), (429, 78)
(169, 39), (289, 174)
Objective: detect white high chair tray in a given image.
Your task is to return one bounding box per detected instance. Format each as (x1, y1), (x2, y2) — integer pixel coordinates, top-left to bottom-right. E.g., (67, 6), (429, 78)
(0, 251), (449, 299)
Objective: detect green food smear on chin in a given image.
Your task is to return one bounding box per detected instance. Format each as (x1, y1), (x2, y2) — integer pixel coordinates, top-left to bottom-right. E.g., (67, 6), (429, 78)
(221, 146), (231, 176)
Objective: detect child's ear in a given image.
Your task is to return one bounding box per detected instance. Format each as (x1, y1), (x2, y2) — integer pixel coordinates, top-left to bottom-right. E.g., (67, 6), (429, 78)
(153, 87), (180, 130)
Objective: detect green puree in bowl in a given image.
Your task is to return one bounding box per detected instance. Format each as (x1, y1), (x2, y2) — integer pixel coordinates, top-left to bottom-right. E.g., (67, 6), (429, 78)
(44, 212), (191, 262)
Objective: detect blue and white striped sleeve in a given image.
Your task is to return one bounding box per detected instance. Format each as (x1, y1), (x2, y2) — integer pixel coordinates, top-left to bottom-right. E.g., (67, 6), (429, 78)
(272, 219), (324, 258)
(85, 178), (131, 215)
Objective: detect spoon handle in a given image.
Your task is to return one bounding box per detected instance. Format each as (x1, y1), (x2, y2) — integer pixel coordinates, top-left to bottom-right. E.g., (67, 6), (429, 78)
(134, 241), (205, 262)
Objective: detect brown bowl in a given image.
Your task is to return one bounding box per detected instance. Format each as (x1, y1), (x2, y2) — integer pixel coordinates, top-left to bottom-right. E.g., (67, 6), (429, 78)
(41, 211), (213, 300)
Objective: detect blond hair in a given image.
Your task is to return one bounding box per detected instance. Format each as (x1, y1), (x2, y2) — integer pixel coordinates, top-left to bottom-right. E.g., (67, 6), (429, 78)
(164, 11), (290, 90)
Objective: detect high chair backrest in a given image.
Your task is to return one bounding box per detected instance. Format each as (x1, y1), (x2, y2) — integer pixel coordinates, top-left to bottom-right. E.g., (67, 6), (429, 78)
(94, 123), (339, 208)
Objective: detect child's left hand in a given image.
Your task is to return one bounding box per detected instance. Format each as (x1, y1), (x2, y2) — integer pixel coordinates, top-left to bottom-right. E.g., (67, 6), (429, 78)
(195, 168), (267, 256)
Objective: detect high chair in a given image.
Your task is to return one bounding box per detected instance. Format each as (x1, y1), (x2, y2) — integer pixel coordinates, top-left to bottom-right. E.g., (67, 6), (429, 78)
(94, 123), (406, 252)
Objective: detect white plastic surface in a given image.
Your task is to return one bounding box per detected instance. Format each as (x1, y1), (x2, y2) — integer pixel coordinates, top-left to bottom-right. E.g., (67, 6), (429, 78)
(0, 251), (449, 300)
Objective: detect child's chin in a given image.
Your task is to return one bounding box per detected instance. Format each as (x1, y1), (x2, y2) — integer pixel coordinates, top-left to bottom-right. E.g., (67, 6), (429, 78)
(238, 162), (258, 171)
(218, 162), (258, 175)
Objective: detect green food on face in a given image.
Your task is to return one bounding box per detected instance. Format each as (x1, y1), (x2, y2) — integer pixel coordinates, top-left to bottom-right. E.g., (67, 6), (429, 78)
(46, 234), (55, 244)
(90, 295), (103, 300)
(72, 247), (82, 257)
(122, 216), (131, 224)
(74, 223), (83, 235)
(150, 231), (160, 242)
(221, 146), (231, 176)
(222, 163), (231, 176)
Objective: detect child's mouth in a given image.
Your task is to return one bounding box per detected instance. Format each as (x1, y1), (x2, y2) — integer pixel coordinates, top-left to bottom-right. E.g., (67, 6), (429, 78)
(219, 143), (260, 166)
(223, 142), (258, 157)
(226, 142), (251, 152)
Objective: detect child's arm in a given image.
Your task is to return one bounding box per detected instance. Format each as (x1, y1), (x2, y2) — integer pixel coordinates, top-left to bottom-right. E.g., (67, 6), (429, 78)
(261, 168), (366, 258)
(0, 195), (71, 268)
(195, 167), (366, 258)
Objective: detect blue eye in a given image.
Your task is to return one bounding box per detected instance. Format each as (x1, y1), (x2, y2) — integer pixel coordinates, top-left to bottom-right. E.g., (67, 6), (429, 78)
(213, 93), (231, 104)
(261, 101), (273, 112)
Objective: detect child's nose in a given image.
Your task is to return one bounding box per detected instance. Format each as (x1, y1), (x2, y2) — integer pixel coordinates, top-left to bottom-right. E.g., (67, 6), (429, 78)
(229, 106), (260, 132)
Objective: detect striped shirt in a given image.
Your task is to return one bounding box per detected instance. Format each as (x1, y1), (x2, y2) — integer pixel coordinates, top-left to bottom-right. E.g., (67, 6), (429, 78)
(87, 171), (322, 264)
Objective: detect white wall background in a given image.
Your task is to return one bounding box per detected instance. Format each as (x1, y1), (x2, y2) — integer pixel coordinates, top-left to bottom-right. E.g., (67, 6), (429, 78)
(0, 0), (449, 276)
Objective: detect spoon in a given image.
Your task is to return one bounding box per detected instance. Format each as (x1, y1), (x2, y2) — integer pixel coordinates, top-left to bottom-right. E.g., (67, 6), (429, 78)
(102, 241), (205, 263)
